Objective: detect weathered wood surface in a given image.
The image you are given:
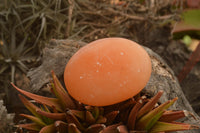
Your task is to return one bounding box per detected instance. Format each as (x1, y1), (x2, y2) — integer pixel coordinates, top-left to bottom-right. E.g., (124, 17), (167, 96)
(27, 39), (200, 133)
(144, 48), (200, 133)
(0, 100), (15, 133)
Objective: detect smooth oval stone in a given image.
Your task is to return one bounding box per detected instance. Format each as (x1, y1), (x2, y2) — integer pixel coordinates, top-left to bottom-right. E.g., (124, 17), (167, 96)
(64, 38), (152, 106)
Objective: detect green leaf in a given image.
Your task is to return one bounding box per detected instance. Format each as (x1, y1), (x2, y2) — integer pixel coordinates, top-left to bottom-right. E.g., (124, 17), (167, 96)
(183, 9), (200, 27)
(51, 70), (76, 109)
(93, 106), (100, 120)
(17, 123), (41, 131)
(128, 96), (146, 130)
(137, 91), (163, 119)
(172, 9), (200, 38)
(18, 94), (42, 119)
(149, 121), (199, 133)
(136, 97), (178, 131)
(20, 114), (46, 126)
(182, 35), (192, 47)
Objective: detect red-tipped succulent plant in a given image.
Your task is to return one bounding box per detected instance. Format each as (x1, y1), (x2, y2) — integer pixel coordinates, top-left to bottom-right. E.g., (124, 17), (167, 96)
(12, 38), (199, 133)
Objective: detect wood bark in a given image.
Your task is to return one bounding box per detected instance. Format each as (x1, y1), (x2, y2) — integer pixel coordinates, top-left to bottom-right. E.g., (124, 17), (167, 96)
(0, 100), (15, 133)
(27, 39), (200, 133)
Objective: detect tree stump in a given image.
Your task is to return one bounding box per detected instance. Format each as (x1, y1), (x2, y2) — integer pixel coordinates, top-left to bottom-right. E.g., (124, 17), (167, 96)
(27, 39), (200, 133)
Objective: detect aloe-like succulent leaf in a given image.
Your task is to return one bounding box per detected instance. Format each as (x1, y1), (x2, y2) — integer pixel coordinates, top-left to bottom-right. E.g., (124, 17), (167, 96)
(66, 110), (85, 131)
(136, 97), (178, 131)
(117, 125), (129, 133)
(149, 121), (199, 133)
(159, 110), (189, 122)
(118, 98), (136, 112)
(105, 111), (119, 125)
(54, 121), (68, 133)
(85, 105), (94, 111)
(39, 124), (56, 133)
(96, 115), (107, 124)
(69, 109), (85, 121)
(86, 110), (96, 124)
(137, 91), (163, 119)
(20, 114), (47, 126)
(39, 106), (55, 125)
(17, 123), (42, 131)
(11, 83), (63, 112)
(42, 104), (51, 112)
(27, 131), (39, 133)
(129, 131), (147, 133)
(100, 123), (121, 133)
(68, 123), (81, 133)
(93, 106), (100, 120)
(85, 124), (106, 133)
(74, 100), (85, 110)
(51, 70), (76, 109)
(18, 94), (42, 119)
(104, 98), (135, 113)
(36, 109), (66, 121)
(99, 107), (105, 116)
(127, 96), (146, 130)
(49, 80), (56, 96)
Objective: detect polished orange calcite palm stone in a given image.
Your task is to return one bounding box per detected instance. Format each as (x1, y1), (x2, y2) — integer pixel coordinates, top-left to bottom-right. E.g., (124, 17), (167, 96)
(64, 38), (152, 106)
